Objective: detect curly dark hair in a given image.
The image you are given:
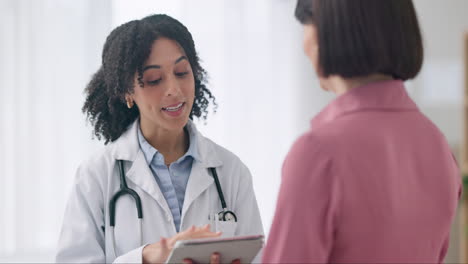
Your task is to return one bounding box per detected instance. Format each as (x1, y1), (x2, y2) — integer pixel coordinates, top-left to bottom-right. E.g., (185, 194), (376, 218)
(82, 14), (216, 144)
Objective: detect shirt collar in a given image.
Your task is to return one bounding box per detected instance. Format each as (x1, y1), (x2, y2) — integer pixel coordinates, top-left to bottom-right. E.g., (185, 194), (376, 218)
(137, 120), (200, 165)
(311, 80), (418, 129)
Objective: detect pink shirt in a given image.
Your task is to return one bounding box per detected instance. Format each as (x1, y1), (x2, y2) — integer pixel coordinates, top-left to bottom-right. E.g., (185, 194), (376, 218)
(263, 80), (461, 263)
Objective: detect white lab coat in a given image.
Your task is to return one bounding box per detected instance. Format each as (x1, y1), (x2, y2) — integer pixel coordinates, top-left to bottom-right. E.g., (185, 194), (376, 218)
(55, 120), (264, 263)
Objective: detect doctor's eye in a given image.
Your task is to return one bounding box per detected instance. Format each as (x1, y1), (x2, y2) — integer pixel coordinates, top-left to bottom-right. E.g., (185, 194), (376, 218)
(175, 72), (189, 78)
(147, 78), (162, 86)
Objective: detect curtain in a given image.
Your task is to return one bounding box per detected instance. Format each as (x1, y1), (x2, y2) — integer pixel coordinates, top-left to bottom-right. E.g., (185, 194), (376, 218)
(0, 0), (112, 261)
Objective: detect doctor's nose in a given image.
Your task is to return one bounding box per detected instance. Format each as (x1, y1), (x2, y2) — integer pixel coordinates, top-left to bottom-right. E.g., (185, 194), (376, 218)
(165, 76), (182, 97)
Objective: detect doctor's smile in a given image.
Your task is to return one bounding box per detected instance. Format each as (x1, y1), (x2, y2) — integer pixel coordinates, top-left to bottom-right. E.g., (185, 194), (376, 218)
(161, 102), (186, 117)
(162, 102), (185, 112)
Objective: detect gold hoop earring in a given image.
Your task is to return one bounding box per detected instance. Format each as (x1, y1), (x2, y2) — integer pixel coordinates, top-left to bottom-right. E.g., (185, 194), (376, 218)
(126, 100), (134, 109)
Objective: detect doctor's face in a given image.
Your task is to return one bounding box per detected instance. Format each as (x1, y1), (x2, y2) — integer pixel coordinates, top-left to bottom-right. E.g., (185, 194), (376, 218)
(130, 37), (195, 132)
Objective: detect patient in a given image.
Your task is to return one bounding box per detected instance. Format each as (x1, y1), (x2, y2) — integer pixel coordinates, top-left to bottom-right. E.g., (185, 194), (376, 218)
(263, 0), (461, 263)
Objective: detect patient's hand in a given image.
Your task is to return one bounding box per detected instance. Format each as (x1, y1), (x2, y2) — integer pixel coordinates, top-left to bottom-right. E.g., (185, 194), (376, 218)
(142, 224), (221, 264)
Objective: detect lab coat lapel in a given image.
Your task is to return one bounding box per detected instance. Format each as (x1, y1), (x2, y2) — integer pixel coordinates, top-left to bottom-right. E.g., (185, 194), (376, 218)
(181, 122), (223, 216)
(125, 151), (172, 216)
(112, 120), (172, 216)
(181, 160), (214, 216)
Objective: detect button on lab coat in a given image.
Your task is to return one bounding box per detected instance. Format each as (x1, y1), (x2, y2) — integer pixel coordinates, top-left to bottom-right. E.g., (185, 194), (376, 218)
(56, 120), (264, 263)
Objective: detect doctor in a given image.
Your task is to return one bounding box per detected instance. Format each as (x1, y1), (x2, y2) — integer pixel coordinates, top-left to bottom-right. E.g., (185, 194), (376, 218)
(56, 14), (263, 263)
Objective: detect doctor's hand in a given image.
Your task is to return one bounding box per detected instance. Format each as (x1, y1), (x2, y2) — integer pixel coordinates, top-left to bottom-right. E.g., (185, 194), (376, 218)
(142, 224), (221, 264)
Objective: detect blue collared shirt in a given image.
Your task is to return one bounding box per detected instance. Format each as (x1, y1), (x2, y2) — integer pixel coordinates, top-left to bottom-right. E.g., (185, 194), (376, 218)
(137, 123), (199, 232)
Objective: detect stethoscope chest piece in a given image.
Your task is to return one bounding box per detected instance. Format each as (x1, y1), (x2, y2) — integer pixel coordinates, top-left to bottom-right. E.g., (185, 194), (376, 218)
(209, 167), (238, 222)
(218, 210), (237, 222)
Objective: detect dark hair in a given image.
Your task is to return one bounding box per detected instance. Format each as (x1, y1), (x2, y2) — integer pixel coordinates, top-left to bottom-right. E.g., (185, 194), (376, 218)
(82, 14), (216, 144)
(295, 0), (423, 80)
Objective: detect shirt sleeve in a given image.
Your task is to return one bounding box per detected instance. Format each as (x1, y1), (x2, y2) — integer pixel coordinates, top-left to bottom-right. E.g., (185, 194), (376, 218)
(113, 245), (146, 263)
(262, 133), (340, 263)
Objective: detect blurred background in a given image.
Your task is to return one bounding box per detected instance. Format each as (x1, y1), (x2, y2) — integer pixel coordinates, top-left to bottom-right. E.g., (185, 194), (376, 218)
(0, 0), (467, 262)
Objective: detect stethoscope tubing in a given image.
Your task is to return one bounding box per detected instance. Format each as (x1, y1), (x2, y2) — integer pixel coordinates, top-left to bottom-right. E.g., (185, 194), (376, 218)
(109, 159), (236, 257)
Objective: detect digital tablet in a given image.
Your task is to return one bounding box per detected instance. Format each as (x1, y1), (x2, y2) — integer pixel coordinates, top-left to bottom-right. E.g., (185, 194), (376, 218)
(165, 235), (264, 264)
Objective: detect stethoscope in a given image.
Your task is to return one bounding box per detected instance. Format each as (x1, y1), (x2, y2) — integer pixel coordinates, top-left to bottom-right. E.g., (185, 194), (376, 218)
(108, 160), (237, 257)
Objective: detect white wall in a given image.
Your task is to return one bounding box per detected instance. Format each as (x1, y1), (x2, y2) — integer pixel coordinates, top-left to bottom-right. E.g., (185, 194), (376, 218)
(412, 0), (468, 146)
(0, 0), (112, 261)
